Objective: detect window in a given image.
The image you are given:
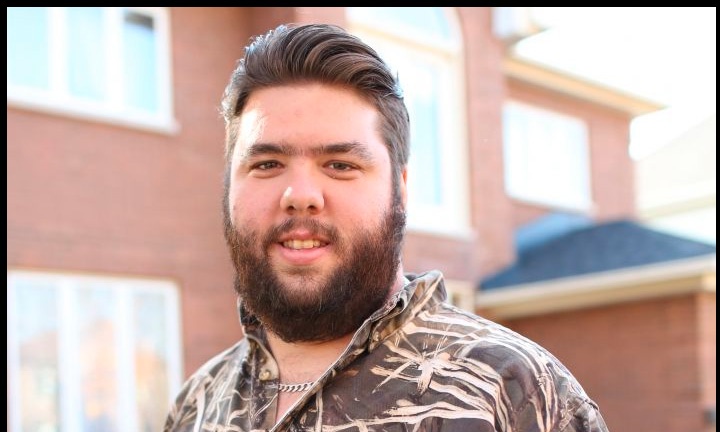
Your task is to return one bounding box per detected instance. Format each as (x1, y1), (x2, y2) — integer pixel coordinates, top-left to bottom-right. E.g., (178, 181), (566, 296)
(503, 101), (592, 210)
(7, 7), (177, 133)
(348, 7), (471, 236)
(7, 270), (183, 432)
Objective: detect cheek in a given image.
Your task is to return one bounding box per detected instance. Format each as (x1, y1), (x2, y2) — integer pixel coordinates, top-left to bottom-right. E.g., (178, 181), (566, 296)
(227, 182), (251, 224)
(229, 183), (277, 226)
(227, 183), (241, 216)
(336, 186), (392, 225)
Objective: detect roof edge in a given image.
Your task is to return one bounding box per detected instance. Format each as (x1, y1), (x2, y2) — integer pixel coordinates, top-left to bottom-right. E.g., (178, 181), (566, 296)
(503, 56), (665, 117)
(476, 254), (716, 319)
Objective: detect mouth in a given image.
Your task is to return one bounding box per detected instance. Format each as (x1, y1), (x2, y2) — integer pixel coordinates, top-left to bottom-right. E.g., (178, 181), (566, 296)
(281, 239), (328, 250)
(274, 237), (331, 267)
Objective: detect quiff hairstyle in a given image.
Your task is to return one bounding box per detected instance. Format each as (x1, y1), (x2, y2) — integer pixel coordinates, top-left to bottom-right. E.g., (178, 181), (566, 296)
(220, 23), (410, 180)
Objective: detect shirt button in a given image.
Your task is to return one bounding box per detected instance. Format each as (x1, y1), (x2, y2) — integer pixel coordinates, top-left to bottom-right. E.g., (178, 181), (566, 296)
(259, 370), (271, 381)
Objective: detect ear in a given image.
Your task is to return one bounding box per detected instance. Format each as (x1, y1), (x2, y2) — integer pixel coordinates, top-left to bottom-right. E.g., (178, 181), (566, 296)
(399, 167), (408, 208)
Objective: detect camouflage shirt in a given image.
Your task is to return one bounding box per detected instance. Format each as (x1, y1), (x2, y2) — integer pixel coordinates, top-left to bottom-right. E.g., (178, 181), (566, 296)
(164, 270), (609, 431)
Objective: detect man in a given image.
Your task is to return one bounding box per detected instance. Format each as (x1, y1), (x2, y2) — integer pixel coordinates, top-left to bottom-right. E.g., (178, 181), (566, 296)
(164, 23), (609, 431)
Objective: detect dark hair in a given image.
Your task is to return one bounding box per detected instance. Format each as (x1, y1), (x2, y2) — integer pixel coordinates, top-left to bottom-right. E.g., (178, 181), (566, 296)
(220, 23), (410, 177)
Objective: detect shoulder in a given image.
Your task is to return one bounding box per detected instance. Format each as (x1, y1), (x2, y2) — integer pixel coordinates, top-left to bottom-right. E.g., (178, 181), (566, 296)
(426, 302), (564, 369)
(163, 339), (250, 430)
(417, 303), (608, 430)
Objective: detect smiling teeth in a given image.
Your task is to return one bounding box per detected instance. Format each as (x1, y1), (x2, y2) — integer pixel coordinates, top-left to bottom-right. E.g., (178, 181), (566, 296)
(283, 239), (322, 249)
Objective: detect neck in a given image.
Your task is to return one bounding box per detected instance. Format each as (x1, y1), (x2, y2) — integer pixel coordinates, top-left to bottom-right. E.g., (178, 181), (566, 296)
(267, 332), (353, 384)
(267, 268), (407, 384)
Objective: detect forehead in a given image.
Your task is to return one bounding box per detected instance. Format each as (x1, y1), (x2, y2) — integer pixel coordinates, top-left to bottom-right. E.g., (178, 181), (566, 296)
(236, 84), (386, 156)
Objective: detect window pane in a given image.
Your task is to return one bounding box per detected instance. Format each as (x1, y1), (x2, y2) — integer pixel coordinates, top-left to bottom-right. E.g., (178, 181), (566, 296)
(349, 7), (452, 42)
(405, 63), (443, 206)
(369, 45), (445, 208)
(123, 11), (158, 112)
(76, 284), (118, 432)
(503, 102), (591, 209)
(134, 291), (170, 432)
(67, 7), (106, 101)
(9, 272), (180, 432)
(13, 281), (62, 432)
(7, 7), (50, 89)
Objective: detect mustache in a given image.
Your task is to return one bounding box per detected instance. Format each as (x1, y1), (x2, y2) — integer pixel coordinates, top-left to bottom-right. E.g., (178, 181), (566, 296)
(263, 218), (341, 247)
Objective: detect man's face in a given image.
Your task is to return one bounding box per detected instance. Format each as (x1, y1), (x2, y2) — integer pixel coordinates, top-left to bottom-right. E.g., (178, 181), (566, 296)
(224, 83), (407, 342)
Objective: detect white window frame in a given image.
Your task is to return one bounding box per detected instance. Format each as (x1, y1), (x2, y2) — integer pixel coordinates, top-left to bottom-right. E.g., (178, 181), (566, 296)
(348, 7), (471, 237)
(7, 270), (183, 432)
(6, 7), (178, 134)
(503, 100), (593, 211)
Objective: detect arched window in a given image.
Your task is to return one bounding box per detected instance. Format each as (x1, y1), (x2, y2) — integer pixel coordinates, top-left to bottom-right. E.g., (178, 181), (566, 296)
(349, 7), (470, 236)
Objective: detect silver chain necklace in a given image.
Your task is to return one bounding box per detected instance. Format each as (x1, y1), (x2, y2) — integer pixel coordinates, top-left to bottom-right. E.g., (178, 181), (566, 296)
(277, 380), (317, 393)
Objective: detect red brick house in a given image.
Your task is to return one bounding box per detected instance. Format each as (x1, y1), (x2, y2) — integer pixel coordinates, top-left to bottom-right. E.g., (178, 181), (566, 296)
(7, 7), (715, 431)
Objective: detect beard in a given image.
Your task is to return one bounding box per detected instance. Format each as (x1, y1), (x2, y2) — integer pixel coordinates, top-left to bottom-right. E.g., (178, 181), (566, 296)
(223, 189), (406, 343)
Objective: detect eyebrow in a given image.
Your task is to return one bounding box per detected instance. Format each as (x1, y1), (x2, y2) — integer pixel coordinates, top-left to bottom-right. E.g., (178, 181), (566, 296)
(241, 141), (376, 163)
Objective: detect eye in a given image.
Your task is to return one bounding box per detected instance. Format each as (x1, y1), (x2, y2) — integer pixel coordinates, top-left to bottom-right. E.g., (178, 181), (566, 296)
(247, 160), (284, 178)
(327, 161), (356, 171)
(253, 161), (281, 170)
(324, 161), (362, 180)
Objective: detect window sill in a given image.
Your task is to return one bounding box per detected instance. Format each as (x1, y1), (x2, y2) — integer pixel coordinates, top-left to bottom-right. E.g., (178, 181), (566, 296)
(7, 93), (180, 136)
(407, 222), (474, 240)
(509, 194), (594, 215)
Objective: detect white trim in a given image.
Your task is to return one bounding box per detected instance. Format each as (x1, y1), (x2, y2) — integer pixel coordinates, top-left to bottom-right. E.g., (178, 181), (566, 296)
(58, 279), (82, 432)
(477, 254), (716, 318)
(150, 6), (175, 127)
(503, 56), (664, 117)
(636, 180), (716, 216)
(50, 8), (67, 94)
(7, 91), (181, 135)
(106, 8), (124, 108)
(165, 280), (184, 401)
(116, 286), (139, 432)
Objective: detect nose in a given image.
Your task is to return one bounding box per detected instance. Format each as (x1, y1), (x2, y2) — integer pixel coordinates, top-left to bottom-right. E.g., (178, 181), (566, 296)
(279, 172), (325, 215)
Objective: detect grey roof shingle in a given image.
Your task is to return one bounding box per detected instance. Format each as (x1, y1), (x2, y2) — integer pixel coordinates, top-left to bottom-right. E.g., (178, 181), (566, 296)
(480, 219), (716, 290)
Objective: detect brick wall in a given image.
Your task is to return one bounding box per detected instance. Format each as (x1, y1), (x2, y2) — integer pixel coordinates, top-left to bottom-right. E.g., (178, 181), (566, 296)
(460, 7), (517, 280)
(698, 291), (716, 427)
(499, 293), (713, 432)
